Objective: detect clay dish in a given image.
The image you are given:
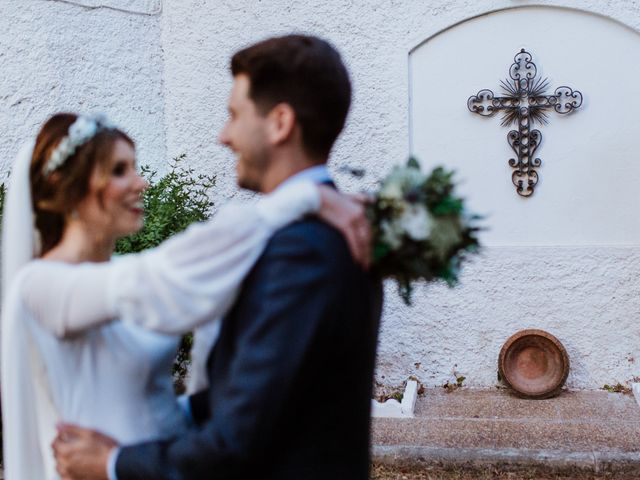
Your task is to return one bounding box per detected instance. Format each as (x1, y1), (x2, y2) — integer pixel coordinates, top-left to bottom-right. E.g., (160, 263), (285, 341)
(498, 329), (569, 399)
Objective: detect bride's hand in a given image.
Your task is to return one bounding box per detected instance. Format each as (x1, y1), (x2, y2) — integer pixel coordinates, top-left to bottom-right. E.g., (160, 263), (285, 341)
(317, 186), (372, 270)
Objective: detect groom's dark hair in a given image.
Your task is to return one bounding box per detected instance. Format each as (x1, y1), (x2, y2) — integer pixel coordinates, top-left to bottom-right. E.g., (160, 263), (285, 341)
(231, 34), (351, 161)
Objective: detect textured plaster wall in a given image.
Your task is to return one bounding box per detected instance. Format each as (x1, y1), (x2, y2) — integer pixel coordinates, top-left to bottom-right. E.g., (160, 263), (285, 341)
(160, 0), (640, 389)
(0, 0), (166, 173)
(1, 0), (638, 389)
(378, 246), (640, 389)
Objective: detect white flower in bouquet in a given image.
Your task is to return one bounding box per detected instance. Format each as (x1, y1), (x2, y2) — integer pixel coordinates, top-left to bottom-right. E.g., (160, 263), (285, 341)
(379, 179), (403, 203)
(367, 158), (483, 304)
(380, 220), (403, 250)
(379, 165), (425, 206)
(399, 204), (432, 241)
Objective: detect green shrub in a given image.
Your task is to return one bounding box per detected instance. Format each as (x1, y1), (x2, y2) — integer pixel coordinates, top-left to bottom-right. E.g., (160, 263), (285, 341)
(116, 154), (215, 254)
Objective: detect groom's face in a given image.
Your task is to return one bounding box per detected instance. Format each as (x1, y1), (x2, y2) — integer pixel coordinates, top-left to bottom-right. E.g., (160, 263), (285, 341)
(219, 74), (271, 193)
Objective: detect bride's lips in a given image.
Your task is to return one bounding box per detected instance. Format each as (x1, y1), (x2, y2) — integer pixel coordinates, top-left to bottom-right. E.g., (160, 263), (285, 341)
(128, 201), (144, 216)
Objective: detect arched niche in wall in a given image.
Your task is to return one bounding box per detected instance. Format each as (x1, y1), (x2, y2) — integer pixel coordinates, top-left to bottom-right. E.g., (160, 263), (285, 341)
(409, 6), (640, 246)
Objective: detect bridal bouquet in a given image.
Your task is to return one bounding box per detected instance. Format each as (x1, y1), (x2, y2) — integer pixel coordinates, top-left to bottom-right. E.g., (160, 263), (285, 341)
(368, 158), (482, 304)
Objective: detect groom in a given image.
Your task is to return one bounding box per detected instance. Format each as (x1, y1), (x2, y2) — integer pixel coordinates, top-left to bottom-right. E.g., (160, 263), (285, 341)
(53, 34), (382, 480)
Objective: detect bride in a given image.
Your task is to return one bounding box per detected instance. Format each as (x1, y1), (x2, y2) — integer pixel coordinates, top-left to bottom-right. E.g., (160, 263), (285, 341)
(1, 113), (370, 479)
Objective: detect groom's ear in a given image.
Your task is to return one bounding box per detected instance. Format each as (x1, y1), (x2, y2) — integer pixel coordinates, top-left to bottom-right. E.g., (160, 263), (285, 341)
(266, 103), (296, 146)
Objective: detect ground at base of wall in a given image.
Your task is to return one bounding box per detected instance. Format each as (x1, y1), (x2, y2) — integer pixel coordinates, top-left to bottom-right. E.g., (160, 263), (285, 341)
(371, 464), (636, 479)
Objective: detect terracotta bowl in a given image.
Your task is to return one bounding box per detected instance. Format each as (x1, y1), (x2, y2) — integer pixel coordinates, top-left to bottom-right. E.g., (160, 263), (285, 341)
(498, 329), (569, 399)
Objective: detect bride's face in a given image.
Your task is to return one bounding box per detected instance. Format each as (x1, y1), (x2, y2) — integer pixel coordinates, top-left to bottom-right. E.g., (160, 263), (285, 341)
(76, 139), (147, 240)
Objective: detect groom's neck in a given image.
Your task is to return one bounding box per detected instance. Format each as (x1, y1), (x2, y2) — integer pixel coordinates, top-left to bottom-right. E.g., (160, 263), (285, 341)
(259, 150), (326, 193)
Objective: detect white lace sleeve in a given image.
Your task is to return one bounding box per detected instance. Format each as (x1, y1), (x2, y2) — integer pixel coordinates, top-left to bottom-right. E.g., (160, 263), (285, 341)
(18, 181), (320, 337)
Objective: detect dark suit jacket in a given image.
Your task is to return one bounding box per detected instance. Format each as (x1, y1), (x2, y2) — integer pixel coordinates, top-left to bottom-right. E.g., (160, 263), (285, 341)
(116, 217), (382, 480)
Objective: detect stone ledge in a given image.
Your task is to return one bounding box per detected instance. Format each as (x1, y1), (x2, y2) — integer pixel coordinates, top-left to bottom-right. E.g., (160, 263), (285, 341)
(371, 389), (640, 475)
(373, 445), (640, 475)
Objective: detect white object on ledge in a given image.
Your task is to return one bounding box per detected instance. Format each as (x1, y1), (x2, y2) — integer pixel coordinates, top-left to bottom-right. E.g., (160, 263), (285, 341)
(371, 380), (418, 418)
(632, 383), (640, 407)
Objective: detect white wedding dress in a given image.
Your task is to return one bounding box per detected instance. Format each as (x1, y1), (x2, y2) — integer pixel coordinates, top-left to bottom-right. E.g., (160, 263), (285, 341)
(1, 180), (320, 480)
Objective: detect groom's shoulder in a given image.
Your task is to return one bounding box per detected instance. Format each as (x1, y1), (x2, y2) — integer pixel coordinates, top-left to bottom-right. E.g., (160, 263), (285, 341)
(266, 217), (349, 260)
(271, 217), (345, 247)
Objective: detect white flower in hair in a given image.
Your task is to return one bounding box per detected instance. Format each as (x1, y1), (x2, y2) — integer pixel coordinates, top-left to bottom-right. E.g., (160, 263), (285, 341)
(43, 114), (115, 175)
(91, 113), (116, 130)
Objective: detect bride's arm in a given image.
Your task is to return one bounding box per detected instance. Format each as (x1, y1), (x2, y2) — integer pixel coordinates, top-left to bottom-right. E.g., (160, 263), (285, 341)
(21, 181), (367, 337)
(108, 182), (320, 334)
(21, 180), (319, 337)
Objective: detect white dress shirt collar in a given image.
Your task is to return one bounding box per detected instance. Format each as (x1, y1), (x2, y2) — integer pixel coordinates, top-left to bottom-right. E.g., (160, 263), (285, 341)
(277, 164), (332, 189)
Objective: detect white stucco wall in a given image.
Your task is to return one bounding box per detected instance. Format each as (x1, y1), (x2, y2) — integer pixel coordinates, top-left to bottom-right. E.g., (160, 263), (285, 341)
(158, 0), (640, 389)
(1, 0), (639, 390)
(0, 0), (166, 173)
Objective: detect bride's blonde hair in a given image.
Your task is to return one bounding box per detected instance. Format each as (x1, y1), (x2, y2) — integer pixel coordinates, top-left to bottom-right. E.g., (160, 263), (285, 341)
(30, 113), (134, 254)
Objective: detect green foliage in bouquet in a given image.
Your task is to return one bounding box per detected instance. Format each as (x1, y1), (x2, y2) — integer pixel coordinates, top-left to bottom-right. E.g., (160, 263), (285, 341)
(115, 155), (216, 392)
(368, 157), (482, 305)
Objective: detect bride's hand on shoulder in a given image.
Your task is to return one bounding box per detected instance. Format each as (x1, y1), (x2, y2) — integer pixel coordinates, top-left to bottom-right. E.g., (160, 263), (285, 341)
(317, 186), (372, 270)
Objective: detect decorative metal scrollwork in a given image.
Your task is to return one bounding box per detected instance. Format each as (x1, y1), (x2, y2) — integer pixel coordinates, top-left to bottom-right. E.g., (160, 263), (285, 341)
(468, 49), (583, 197)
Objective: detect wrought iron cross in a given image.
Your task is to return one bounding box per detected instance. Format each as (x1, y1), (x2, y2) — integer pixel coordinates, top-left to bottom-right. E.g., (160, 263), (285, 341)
(468, 49), (583, 197)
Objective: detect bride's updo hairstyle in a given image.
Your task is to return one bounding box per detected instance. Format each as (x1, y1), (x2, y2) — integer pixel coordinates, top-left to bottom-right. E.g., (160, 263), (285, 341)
(30, 113), (134, 255)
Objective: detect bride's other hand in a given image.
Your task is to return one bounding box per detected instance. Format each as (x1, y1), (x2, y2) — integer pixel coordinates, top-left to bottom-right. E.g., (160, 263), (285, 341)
(317, 186), (372, 270)
(52, 423), (117, 480)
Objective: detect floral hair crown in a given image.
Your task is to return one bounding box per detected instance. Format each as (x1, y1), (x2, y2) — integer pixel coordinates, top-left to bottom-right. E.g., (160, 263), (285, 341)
(43, 114), (116, 176)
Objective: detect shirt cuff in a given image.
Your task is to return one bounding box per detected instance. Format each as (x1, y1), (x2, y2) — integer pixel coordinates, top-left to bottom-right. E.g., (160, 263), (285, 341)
(107, 447), (120, 480)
